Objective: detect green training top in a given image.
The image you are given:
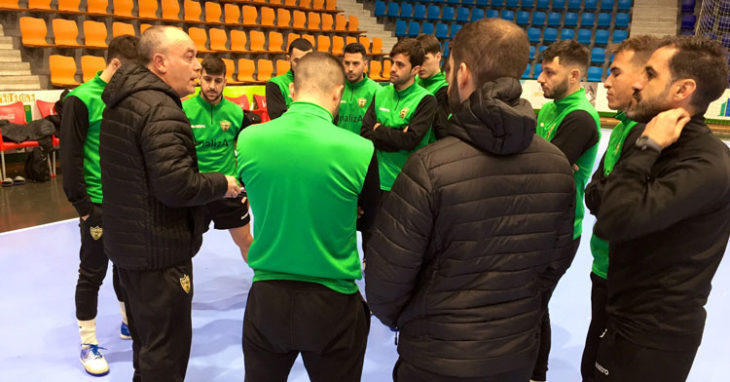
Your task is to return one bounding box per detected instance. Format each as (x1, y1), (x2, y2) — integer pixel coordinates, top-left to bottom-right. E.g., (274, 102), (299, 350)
(590, 112), (638, 279)
(237, 101), (374, 294)
(373, 82), (433, 191)
(268, 69), (294, 108)
(65, 71), (107, 204)
(416, 71), (448, 95)
(536, 88), (601, 239)
(337, 74), (381, 135)
(182, 93), (243, 176)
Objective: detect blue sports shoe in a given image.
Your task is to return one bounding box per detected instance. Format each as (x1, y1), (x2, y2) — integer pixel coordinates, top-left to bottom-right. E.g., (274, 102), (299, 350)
(120, 322), (131, 340)
(80, 344), (109, 376)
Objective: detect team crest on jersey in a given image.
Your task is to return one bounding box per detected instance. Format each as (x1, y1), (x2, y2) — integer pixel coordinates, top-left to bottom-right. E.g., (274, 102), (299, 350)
(89, 226), (103, 240)
(399, 107), (409, 118)
(358, 98), (367, 108)
(180, 274), (191, 294)
(220, 120), (231, 131)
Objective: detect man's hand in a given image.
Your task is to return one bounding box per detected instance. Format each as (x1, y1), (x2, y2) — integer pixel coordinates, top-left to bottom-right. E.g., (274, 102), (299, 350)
(373, 122), (381, 130)
(81, 214), (89, 221)
(642, 108), (691, 149)
(403, 125), (409, 132)
(224, 175), (242, 198)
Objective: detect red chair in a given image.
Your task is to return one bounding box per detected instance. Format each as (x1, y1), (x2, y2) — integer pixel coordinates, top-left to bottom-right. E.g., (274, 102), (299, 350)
(252, 94), (270, 122)
(0, 102), (40, 180)
(36, 99), (59, 177)
(224, 94), (250, 110)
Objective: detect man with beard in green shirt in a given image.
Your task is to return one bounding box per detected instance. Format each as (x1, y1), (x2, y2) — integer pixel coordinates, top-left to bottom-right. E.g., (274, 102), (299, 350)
(416, 34), (449, 139)
(266, 38), (313, 119)
(183, 55), (253, 262)
(336, 42), (381, 135)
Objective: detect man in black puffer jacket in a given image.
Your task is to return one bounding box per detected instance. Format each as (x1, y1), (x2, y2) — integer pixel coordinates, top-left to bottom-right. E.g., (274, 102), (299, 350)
(365, 19), (576, 382)
(99, 26), (241, 382)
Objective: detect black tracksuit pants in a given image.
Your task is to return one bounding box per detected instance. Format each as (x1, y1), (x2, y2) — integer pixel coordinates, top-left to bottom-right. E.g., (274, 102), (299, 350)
(580, 272), (609, 382)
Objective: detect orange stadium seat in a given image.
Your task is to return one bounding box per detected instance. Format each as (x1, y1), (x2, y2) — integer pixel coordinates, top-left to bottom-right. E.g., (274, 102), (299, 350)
(58, 0), (82, 13)
(237, 58), (256, 82)
(372, 37), (382, 54)
(205, 2), (223, 24)
(83, 20), (108, 48)
(184, 0), (203, 23)
(326, 0), (337, 11)
(312, 0), (324, 10)
(345, 36), (357, 45)
(209, 28), (228, 51)
(276, 59), (289, 75)
(0, 0), (22, 10)
(161, 0), (181, 21)
(137, 0), (157, 19)
(249, 30), (265, 52)
(49, 55), (80, 87)
(299, 0), (312, 9)
(301, 33), (315, 46)
(382, 59), (391, 80)
(369, 60), (383, 81)
(224, 4), (241, 25)
(332, 35), (344, 55)
(140, 23), (153, 33)
(359, 36), (370, 53)
(334, 14), (347, 32)
(27, 0), (51, 11)
(53, 18), (82, 48)
(321, 13), (333, 31)
(347, 15), (359, 32)
(230, 29), (248, 52)
(261, 7), (275, 27)
(268, 31), (284, 53)
(257, 59), (274, 81)
(284, 0), (297, 7)
(277, 9), (291, 28)
(292, 11), (307, 30)
(112, 21), (135, 37)
(316, 35), (330, 52)
(287, 33), (300, 46)
(188, 27), (211, 52)
(307, 12), (321, 30)
(19, 17), (51, 47)
(221, 58), (242, 85)
(86, 0), (110, 16)
(113, 0), (134, 18)
(81, 55), (106, 82)
(252, 0), (266, 4)
(242, 6), (257, 26)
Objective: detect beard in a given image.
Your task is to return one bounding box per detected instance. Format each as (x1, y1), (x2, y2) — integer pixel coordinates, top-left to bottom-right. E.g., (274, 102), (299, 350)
(447, 82), (463, 111)
(543, 77), (570, 99)
(202, 89), (222, 104)
(625, 85), (671, 123)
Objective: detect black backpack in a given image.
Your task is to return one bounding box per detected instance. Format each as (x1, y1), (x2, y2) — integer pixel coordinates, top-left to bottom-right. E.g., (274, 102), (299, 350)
(24, 146), (50, 182)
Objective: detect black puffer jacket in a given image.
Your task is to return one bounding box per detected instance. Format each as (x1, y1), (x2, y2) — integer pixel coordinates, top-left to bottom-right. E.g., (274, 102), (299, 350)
(99, 65), (227, 270)
(365, 78), (576, 378)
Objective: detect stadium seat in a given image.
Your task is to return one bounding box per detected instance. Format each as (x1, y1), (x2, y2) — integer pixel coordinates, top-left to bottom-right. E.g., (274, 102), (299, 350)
(332, 35), (344, 55)
(408, 21), (420, 37)
(486, 9), (499, 18)
(718, 15), (730, 31)
(299, 0), (312, 9)
(307, 11), (321, 30)
(81, 55), (105, 82)
(506, 0), (519, 8)
(564, 12), (578, 26)
(395, 20), (407, 36)
(388, 2), (401, 18)
(83, 20), (108, 49)
(441, 6), (453, 21)
(536, 0), (550, 9)
(139, 23), (153, 33)
(112, 22), (135, 37)
(543, 27), (558, 42)
(27, 0), (51, 11)
(422, 22), (434, 35)
(276, 59), (290, 75)
(527, 27), (541, 43)
(681, 0), (695, 13)
(471, 8), (485, 21)
(722, 34), (730, 48)
(522, 64), (531, 79)
(501, 10), (515, 21)
(358, 36), (370, 52)
(577, 28), (592, 44)
(348, 15), (359, 32)
(317, 35), (330, 52)
(516, 11), (530, 26)
(188, 27), (211, 53)
(581, 13), (596, 27)
(19, 17), (51, 47)
(547, 12), (561, 27)
(615, 12), (630, 28)
(413, 4), (426, 20)
(207, 28), (226, 51)
(534, 63), (542, 77)
(161, 0), (181, 21)
(681, 14), (696, 30)
(595, 29), (609, 45)
(205, 2), (223, 24)
(436, 23), (449, 39)
(568, 0), (581, 10)
(0, 0), (22, 10)
(345, 36), (357, 46)
(230, 30), (247, 52)
(49, 55), (80, 87)
(617, 0), (632, 10)
(612, 29), (628, 43)
(321, 13), (334, 31)
(276, 9), (291, 28)
(184, 0), (202, 23)
(382, 59), (391, 80)
(237, 59), (256, 82)
(369, 60), (383, 81)
(450, 24), (461, 37)
(601, 0), (615, 11)
(58, 0), (82, 14)
(591, 47), (605, 63)
(587, 66), (602, 81)
(53, 18), (82, 48)
(553, 0), (566, 9)
(136, 0), (156, 19)
(529, 45), (535, 59)
(442, 40), (449, 58)
(597, 12), (612, 27)
(374, 0), (386, 17)
(334, 13), (347, 31)
(533, 12), (546, 26)
(261, 7), (276, 27)
(584, 0), (598, 10)
(427, 5), (440, 20)
(491, 0), (504, 6)
(221, 59), (242, 85)
(560, 28), (575, 40)
(312, 0), (325, 10)
(292, 10), (306, 29)
(372, 37), (383, 54)
(249, 30), (266, 52)
(457, 7), (470, 22)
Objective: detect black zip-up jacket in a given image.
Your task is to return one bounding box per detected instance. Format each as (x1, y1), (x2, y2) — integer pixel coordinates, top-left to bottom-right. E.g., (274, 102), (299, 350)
(99, 65), (228, 270)
(593, 116), (730, 350)
(365, 77), (576, 378)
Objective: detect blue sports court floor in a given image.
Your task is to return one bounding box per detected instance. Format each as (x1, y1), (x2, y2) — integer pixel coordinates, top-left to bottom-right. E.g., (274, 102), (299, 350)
(0, 131), (728, 381)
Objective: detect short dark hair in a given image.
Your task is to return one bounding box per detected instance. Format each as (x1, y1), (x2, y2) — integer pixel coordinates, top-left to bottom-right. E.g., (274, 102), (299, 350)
(661, 36), (729, 112)
(416, 34), (441, 55)
(201, 55), (226, 76)
(450, 18), (529, 83)
(540, 40), (590, 72)
(288, 38), (313, 55)
(343, 42), (367, 58)
(608, 35), (661, 66)
(390, 38), (425, 67)
(107, 35), (139, 65)
(293, 52), (345, 95)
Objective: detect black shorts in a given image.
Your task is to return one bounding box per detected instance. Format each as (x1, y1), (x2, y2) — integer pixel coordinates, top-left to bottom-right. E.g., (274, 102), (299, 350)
(203, 196), (250, 230)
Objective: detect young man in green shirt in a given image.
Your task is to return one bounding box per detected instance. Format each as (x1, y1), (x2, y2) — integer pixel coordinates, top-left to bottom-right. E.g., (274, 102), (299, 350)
(182, 56), (253, 262)
(361, 38), (437, 192)
(265, 38), (313, 120)
(581, 35), (659, 382)
(60, 35), (139, 377)
(336, 42), (381, 135)
(237, 52), (380, 381)
(532, 40), (601, 382)
(416, 34), (450, 139)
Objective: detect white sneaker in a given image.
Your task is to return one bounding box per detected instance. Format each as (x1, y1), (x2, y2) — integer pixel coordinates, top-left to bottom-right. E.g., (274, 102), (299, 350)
(80, 344), (109, 376)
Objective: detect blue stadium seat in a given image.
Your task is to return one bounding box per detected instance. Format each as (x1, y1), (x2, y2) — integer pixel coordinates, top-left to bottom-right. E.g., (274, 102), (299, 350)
(491, 0), (504, 6)
(443, 40), (449, 57)
(601, 0), (615, 11)
(722, 34), (730, 48)
(447, 0), (461, 4)
(486, 9), (499, 18)
(529, 45), (536, 59)
(612, 29), (628, 43)
(387, 2), (399, 17)
(539, 45), (548, 55)
(568, 0), (581, 10)
(471, 8), (485, 20)
(681, 14), (696, 30)
(427, 5), (441, 20)
(553, 0), (566, 9)
(536, 0), (550, 9)
(577, 29), (592, 44)
(374, 1), (386, 17)
(597, 12), (612, 27)
(681, 0), (695, 13)
(587, 67), (602, 82)
(534, 63), (542, 77)
(501, 10), (515, 21)
(457, 7), (470, 22)
(442, 6), (455, 21)
(547, 12), (562, 26)
(522, 64), (531, 79)
(395, 19), (407, 36)
(414, 4), (426, 20)
(506, 0), (519, 8)
(719, 15), (730, 31)
(517, 11), (531, 26)
(595, 29), (609, 44)
(615, 12), (630, 28)
(521, 0), (535, 8)
(581, 13), (596, 27)
(450, 24), (462, 37)
(528, 27), (541, 43)
(543, 27), (558, 42)
(617, 0), (632, 10)
(408, 21), (421, 37)
(584, 0), (598, 10)
(591, 47), (605, 63)
(422, 22), (435, 35)
(564, 12), (579, 26)
(533, 12), (546, 26)
(436, 23), (449, 39)
(560, 28), (575, 40)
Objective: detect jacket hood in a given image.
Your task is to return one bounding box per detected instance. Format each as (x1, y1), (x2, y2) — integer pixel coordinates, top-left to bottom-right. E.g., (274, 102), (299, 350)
(102, 64), (182, 109)
(449, 77), (536, 155)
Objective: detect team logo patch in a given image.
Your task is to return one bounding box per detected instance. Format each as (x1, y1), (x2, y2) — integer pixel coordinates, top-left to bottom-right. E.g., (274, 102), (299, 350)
(89, 226), (103, 240)
(399, 107), (409, 118)
(180, 274), (191, 294)
(220, 120), (231, 131)
(358, 98), (367, 108)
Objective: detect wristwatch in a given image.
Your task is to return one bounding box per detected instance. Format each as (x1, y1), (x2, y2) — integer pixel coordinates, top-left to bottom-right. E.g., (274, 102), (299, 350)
(635, 136), (662, 152)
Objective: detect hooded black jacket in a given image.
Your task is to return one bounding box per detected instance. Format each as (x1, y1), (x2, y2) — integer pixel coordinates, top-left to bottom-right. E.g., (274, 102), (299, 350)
(365, 78), (576, 378)
(99, 65), (228, 270)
